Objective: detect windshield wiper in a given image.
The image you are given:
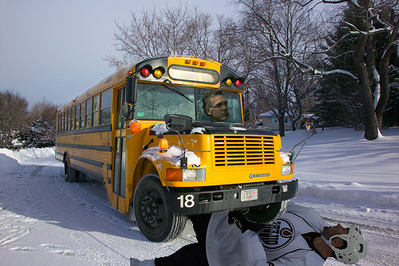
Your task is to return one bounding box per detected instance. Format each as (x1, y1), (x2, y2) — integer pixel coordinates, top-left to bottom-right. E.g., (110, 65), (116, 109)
(162, 79), (193, 103)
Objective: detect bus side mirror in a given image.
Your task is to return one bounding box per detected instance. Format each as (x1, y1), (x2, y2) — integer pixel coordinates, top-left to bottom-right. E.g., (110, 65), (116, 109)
(120, 104), (133, 120)
(164, 114), (192, 132)
(126, 76), (136, 104)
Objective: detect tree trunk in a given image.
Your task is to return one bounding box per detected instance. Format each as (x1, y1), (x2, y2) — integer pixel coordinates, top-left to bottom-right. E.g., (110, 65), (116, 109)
(279, 114), (285, 137)
(353, 35), (379, 140)
(376, 39), (398, 130)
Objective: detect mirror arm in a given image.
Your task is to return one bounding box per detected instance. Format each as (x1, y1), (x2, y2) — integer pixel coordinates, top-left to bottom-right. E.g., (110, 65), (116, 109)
(166, 125), (188, 169)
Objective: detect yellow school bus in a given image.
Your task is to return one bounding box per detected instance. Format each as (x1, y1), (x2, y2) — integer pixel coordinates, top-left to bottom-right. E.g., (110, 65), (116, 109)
(55, 55), (298, 242)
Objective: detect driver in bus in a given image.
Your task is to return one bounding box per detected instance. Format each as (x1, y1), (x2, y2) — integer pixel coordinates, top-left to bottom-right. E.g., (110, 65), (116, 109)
(202, 90), (229, 122)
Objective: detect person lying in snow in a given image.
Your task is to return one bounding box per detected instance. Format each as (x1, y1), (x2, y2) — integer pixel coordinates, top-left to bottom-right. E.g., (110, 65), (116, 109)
(131, 202), (367, 266)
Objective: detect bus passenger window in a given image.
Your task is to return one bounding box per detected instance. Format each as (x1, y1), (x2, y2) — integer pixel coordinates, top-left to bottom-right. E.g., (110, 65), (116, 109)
(75, 105), (80, 129)
(92, 95), (99, 126)
(80, 102), (85, 128)
(86, 99), (91, 127)
(71, 107), (75, 130)
(116, 88), (126, 129)
(61, 112), (64, 132)
(100, 89), (112, 125)
(67, 109), (71, 131)
(63, 112), (66, 132)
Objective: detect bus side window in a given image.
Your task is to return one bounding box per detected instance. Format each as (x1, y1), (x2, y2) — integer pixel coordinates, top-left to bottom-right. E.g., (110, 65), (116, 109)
(63, 113), (65, 131)
(86, 99), (92, 127)
(71, 106), (75, 130)
(67, 109), (71, 131)
(92, 95), (99, 126)
(100, 89), (112, 125)
(80, 102), (85, 128)
(116, 87), (126, 129)
(75, 104), (80, 129)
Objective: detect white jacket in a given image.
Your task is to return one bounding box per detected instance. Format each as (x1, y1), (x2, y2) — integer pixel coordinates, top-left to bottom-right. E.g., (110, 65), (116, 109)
(260, 203), (325, 266)
(206, 203), (325, 266)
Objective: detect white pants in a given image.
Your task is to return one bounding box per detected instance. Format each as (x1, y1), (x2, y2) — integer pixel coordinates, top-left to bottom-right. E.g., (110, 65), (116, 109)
(206, 211), (267, 266)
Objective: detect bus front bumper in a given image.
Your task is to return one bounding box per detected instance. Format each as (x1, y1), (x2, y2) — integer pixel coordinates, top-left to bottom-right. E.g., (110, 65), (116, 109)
(166, 179), (298, 215)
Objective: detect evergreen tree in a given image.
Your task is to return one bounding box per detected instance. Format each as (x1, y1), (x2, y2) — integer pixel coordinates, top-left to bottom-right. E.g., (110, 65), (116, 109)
(17, 117), (55, 148)
(383, 65), (399, 127)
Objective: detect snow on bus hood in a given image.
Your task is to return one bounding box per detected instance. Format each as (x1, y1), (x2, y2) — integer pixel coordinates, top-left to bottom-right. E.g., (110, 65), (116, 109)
(151, 123), (168, 135)
(140, 145), (201, 167)
(151, 122), (206, 135)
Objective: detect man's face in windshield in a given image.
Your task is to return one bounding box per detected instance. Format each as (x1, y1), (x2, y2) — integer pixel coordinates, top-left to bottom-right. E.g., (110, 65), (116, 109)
(207, 94), (229, 122)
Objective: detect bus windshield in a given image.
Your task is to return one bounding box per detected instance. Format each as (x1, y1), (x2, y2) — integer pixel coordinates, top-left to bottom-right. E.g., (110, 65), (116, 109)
(134, 83), (242, 124)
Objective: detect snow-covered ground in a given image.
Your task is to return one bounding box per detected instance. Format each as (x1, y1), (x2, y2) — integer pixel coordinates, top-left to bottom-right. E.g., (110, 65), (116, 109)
(0, 127), (398, 265)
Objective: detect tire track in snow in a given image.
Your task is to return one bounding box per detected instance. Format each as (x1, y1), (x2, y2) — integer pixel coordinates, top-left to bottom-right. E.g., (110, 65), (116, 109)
(27, 165), (192, 263)
(27, 166), (136, 264)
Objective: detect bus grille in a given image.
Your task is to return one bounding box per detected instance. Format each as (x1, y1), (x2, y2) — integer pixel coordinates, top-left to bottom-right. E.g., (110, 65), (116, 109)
(213, 135), (275, 166)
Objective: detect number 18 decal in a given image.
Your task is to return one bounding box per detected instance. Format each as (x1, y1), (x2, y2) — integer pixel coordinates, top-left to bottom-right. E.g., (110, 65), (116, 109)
(177, 194), (195, 208)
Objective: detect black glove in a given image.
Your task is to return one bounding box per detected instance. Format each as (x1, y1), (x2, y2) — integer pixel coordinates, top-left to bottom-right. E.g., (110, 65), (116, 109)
(228, 210), (265, 233)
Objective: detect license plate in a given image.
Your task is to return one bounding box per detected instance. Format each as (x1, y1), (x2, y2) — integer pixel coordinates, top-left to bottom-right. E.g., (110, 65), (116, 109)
(240, 189), (258, 202)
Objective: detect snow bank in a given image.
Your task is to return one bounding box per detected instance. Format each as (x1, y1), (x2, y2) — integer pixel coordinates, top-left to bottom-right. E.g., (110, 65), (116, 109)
(0, 147), (58, 166)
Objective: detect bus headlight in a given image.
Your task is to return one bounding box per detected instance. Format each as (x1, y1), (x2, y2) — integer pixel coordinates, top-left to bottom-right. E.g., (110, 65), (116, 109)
(183, 169), (205, 181)
(281, 164), (292, 175)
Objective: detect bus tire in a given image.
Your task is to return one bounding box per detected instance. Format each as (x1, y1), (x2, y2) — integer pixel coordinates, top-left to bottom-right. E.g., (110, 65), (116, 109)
(78, 172), (87, 182)
(63, 158), (76, 183)
(133, 174), (186, 242)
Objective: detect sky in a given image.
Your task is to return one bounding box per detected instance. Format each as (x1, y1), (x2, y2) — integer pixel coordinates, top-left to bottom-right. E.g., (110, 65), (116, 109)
(0, 127), (398, 265)
(0, 0), (233, 107)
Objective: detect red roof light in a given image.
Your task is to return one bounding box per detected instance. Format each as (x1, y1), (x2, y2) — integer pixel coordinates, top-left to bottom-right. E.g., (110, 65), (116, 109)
(140, 67), (151, 77)
(234, 79), (242, 87)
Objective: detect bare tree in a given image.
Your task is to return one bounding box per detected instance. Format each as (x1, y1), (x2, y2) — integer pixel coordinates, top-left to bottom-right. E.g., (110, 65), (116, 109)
(212, 16), (242, 66)
(104, 4), (216, 67)
(29, 98), (59, 126)
(235, 0), (319, 135)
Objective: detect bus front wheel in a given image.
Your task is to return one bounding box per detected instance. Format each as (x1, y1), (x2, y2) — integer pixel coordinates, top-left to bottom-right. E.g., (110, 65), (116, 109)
(133, 174), (186, 242)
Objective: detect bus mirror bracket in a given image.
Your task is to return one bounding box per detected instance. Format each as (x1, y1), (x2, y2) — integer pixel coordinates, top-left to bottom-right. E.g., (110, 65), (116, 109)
(164, 114), (192, 169)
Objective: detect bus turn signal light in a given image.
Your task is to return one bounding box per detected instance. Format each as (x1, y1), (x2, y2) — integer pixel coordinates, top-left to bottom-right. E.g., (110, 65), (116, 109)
(129, 120), (142, 133)
(166, 168), (182, 181)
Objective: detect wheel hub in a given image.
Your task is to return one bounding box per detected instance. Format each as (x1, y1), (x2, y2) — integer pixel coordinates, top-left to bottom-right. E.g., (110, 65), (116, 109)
(140, 194), (158, 224)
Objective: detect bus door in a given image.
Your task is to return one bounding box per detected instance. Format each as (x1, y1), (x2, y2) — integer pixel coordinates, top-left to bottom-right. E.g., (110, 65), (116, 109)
(112, 88), (127, 212)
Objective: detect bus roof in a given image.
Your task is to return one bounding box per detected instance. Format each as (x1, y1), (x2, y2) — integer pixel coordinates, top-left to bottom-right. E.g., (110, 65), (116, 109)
(58, 55), (243, 112)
